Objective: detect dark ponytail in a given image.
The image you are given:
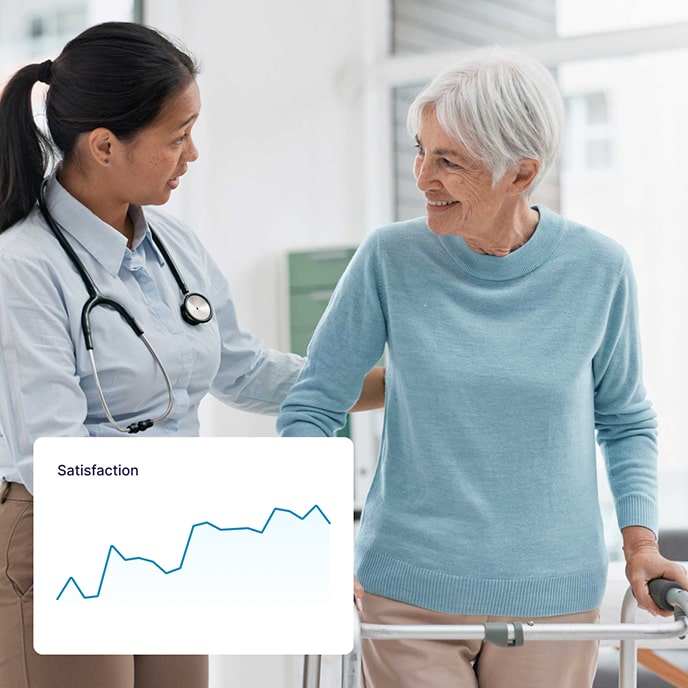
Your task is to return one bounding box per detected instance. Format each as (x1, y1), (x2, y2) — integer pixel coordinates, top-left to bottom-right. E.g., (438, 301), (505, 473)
(0, 65), (54, 231)
(0, 22), (199, 232)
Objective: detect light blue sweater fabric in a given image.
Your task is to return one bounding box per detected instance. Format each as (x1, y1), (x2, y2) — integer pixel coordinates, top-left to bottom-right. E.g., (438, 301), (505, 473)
(277, 206), (658, 617)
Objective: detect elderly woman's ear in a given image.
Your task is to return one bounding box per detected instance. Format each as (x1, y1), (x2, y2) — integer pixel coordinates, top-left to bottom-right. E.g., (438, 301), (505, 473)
(507, 158), (541, 196)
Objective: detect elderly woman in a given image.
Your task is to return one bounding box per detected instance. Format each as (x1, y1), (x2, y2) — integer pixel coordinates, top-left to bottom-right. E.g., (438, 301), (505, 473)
(278, 47), (688, 688)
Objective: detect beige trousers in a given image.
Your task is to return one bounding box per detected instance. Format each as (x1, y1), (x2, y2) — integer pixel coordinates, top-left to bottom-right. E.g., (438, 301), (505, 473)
(360, 591), (600, 688)
(0, 481), (208, 688)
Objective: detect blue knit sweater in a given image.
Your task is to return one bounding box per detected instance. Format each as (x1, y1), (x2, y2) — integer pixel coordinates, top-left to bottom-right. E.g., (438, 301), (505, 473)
(277, 206), (658, 616)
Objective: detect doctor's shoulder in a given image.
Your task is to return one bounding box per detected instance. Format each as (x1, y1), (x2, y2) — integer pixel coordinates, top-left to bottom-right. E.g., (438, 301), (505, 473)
(0, 204), (61, 260)
(0, 208), (86, 304)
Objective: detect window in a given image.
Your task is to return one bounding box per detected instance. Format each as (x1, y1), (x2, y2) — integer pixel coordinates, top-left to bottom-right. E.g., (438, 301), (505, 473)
(563, 92), (614, 174)
(392, 0), (556, 55)
(0, 0), (141, 180)
(557, 0), (688, 36)
(0, 0), (139, 75)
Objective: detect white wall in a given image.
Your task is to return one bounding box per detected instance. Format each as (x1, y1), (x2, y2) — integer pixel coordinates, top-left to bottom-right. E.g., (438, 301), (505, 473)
(143, 2), (373, 686)
(146, 0), (371, 439)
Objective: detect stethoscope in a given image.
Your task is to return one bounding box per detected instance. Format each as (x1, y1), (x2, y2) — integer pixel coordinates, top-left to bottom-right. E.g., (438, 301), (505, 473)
(38, 182), (213, 434)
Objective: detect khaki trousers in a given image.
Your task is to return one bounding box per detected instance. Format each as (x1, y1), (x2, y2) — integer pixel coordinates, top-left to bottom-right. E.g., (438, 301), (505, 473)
(360, 592), (600, 688)
(0, 481), (208, 688)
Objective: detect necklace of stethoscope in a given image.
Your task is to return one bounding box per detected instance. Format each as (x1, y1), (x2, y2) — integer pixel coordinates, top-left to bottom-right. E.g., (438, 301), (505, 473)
(37, 185), (213, 434)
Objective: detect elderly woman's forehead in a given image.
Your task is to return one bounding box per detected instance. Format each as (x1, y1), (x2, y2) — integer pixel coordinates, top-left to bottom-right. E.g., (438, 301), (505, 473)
(418, 111), (468, 147)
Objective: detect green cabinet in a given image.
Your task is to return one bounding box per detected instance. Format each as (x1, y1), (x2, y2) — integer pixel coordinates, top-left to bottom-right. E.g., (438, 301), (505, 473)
(288, 249), (356, 293)
(287, 247), (357, 355)
(288, 247), (357, 438)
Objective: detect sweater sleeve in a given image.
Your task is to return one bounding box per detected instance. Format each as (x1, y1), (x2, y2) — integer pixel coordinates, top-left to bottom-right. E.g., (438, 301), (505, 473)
(593, 251), (658, 535)
(277, 232), (387, 437)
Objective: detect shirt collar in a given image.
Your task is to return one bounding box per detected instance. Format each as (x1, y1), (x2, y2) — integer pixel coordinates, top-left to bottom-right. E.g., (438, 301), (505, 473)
(42, 172), (165, 276)
(130, 205), (166, 267)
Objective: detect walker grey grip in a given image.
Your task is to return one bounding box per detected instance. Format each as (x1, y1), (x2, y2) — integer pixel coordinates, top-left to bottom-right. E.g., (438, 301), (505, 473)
(648, 578), (683, 612)
(483, 622), (525, 647)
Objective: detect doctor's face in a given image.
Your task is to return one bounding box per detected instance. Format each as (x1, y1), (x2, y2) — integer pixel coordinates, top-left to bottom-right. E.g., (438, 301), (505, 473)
(112, 79), (201, 206)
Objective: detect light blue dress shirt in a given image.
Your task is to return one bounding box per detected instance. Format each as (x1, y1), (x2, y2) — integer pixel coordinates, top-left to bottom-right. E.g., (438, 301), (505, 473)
(0, 174), (303, 492)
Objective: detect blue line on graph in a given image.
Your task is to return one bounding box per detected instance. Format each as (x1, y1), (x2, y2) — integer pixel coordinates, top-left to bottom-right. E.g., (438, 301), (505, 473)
(56, 505), (330, 601)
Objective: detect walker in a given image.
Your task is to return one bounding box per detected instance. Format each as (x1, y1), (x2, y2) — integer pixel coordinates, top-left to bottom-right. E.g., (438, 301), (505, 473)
(302, 578), (688, 688)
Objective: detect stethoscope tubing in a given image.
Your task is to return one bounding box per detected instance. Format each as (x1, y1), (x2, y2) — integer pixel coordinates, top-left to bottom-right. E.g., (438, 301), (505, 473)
(87, 337), (174, 434)
(36, 181), (211, 434)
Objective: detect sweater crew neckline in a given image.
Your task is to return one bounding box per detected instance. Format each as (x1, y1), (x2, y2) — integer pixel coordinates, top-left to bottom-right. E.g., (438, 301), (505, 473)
(437, 205), (565, 282)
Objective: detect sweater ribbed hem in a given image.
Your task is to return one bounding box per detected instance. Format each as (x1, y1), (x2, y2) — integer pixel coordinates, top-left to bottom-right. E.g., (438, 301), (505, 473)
(356, 550), (607, 617)
(615, 495), (659, 536)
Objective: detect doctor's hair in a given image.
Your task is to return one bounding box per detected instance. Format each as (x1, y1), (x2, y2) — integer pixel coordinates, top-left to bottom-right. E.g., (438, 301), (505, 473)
(407, 46), (563, 195)
(0, 21), (199, 232)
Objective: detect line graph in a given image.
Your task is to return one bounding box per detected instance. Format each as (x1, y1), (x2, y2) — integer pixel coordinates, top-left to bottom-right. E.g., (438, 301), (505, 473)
(56, 505), (331, 600)
(33, 437), (353, 655)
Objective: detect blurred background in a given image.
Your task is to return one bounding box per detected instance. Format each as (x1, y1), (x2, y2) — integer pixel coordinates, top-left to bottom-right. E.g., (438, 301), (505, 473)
(2, 1), (687, 685)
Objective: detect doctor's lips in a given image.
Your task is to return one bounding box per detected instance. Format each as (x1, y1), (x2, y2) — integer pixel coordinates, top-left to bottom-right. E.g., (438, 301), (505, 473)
(167, 172), (185, 190)
(169, 165), (189, 188)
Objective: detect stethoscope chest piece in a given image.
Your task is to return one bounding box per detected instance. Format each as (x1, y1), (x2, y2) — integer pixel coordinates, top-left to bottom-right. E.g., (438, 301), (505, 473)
(182, 293), (213, 325)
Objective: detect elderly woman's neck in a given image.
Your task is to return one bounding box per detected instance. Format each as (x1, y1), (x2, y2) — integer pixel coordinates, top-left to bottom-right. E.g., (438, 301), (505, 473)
(465, 205), (540, 257)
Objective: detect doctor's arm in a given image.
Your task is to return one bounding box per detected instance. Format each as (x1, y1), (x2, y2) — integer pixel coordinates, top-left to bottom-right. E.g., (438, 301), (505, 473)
(0, 255), (90, 492)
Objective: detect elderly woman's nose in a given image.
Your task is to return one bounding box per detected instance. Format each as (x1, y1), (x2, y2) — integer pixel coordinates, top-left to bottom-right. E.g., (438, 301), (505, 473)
(416, 159), (437, 190)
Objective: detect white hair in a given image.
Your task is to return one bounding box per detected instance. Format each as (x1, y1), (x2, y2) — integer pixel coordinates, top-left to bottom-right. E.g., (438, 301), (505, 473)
(407, 46), (564, 194)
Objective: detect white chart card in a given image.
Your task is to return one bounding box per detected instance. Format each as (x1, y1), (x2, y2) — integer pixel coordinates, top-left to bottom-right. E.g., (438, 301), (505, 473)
(33, 436), (353, 655)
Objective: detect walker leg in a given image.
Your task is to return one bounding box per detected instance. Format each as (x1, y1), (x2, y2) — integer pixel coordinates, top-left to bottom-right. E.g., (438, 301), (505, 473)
(619, 587), (638, 688)
(342, 646), (360, 688)
(303, 655), (322, 688)
(342, 604), (363, 687)
(619, 638), (637, 688)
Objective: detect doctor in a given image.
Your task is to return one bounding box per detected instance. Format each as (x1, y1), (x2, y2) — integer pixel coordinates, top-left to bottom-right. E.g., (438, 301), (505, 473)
(0, 21), (384, 688)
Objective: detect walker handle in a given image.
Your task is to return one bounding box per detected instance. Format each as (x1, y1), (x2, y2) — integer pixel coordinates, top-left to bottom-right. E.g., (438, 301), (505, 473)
(648, 578), (683, 612)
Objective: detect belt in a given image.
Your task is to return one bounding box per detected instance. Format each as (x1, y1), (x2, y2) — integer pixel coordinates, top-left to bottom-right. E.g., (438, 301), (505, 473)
(0, 481), (32, 503)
